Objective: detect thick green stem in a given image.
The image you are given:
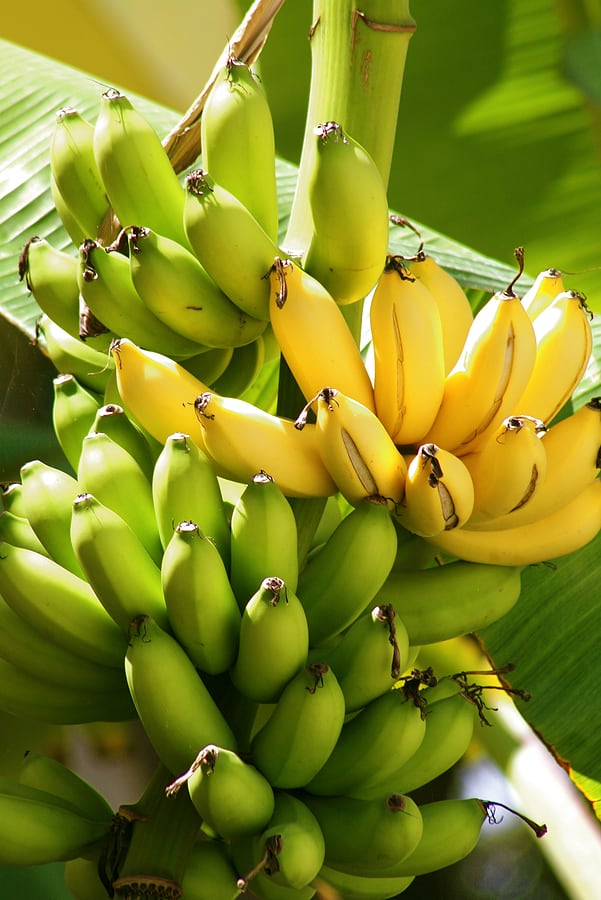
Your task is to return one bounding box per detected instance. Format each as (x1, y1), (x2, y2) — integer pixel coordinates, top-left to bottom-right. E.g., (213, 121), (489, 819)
(284, 0), (416, 256)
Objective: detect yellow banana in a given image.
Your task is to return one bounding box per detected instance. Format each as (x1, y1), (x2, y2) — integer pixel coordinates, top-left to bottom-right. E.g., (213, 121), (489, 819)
(370, 257), (446, 444)
(52, 373), (104, 473)
(303, 122), (389, 305)
(462, 415), (547, 524)
(513, 290), (593, 425)
(268, 257), (376, 411)
(521, 266), (565, 320)
(396, 443), (475, 537)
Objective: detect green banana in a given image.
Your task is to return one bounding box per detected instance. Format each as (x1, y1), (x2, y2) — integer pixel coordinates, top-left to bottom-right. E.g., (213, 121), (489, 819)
(210, 335), (266, 397)
(93, 88), (188, 245)
(1, 481), (26, 516)
(317, 865), (414, 899)
(50, 106), (110, 241)
(230, 577), (309, 704)
(183, 168), (280, 320)
(0, 541), (125, 668)
(300, 791), (423, 878)
(166, 744), (274, 839)
(37, 314), (114, 394)
(89, 402), (156, 480)
(77, 430), (162, 564)
(250, 662), (345, 788)
(312, 603), (410, 713)
(180, 839), (243, 900)
(70, 492), (169, 632)
(230, 472), (299, 608)
(125, 615), (237, 775)
(0, 509), (49, 555)
(64, 854), (115, 900)
(305, 686), (426, 797)
(296, 500), (398, 647)
(201, 56), (279, 242)
(0, 777), (112, 865)
(52, 373), (104, 473)
(161, 521), (241, 675)
(17, 751), (114, 822)
(182, 346), (234, 386)
(20, 458), (83, 575)
(151, 431), (230, 564)
(127, 225), (267, 348)
(374, 561), (523, 645)
(254, 791), (326, 891)
(51, 173), (88, 248)
(18, 236), (82, 339)
(303, 122), (389, 305)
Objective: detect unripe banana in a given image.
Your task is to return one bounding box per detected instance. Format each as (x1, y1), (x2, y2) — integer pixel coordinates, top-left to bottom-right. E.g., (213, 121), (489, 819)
(252, 791), (326, 891)
(183, 168), (280, 320)
(51, 173), (88, 248)
(182, 346), (234, 386)
(268, 257), (375, 411)
(93, 88), (188, 245)
(127, 225), (267, 348)
(18, 236), (81, 339)
(396, 443), (475, 537)
(211, 335), (266, 397)
(303, 122), (389, 304)
(37, 314), (114, 394)
(152, 431), (230, 563)
(19, 459), (80, 574)
(50, 106), (110, 241)
(17, 751), (114, 822)
(71, 492), (169, 632)
(125, 615), (237, 774)
(230, 472), (299, 607)
(1, 481), (26, 516)
(300, 791), (423, 877)
(250, 663), (345, 788)
(370, 257), (446, 444)
(317, 864), (414, 899)
(375, 561), (523, 646)
(230, 577), (309, 704)
(180, 839), (243, 900)
(0, 509), (49, 555)
(201, 56), (279, 242)
(64, 854), (114, 900)
(166, 744), (274, 839)
(305, 687), (426, 797)
(161, 521), (240, 675)
(0, 541), (125, 668)
(521, 267), (565, 320)
(89, 402), (156, 480)
(296, 499), (398, 647)
(52, 374), (104, 472)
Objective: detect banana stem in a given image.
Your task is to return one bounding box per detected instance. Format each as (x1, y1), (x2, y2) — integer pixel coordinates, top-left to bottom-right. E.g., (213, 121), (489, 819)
(284, 0), (416, 256)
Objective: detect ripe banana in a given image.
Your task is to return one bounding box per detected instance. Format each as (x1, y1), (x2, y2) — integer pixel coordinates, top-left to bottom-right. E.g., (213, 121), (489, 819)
(230, 577), (309, 703)
(317, 864), (414, 899)
(268, 257), (375, 411)
(370, 257), (446, 444)
(161, 521), (241, 675)
(52, 373), (103, 473)
(70, 492), (169, 632)
(250, 663), (345, 789)
(183, 168), (280, 320)
(125, 615), (237, 775)
(201, 56), (279, 242)
(166, 744), (275, 839)
(297, 499), (398, 647)
(396, 443), (475, 537)
(18, 236), (81, 339)
(0, 541), (125, 668)
(308, 386), (407, 508)
(17, 750), (114, 823)
(93, 88), (188, 245)
(126, 225), (267, 348)
(37, 314), (114, 394)
(230, 471), (299, 607)
(375, 561), (523, 645)
(303, 122), (389, 304)
(521, 266), (565, 320)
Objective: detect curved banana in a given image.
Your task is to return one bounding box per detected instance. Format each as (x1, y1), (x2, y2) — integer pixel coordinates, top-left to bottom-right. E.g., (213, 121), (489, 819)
(70, 492), (169, 632)
(0, 541), (125, 668)
(250, 663), (345, 789)
(396, 443), (475, 537)
(370, 257), (445, 444)
(429, 479), (601, 565)
(201, 56), (279, 242)
(521, 267), (565, 320)
(50, 173), (88, 248)
(375, 561), (523, 646)
(194, 392), (338, 499)
(513, 290), (593, 424)
(230, 577), (309, 703)
(64, 855), (114, 900)
(161, 521), (241, 675)
(296, 499), (398, 648)
(409, 250), (474, 374)
(303, 122), (389, 304)
(52, 373), (103, 473)
(305, 687), (426, 798)
(252, 791), (325, 891)
(462, 415), (547, 524)
(1, 481), (26, 516)
(268, 257), (375, 411)
(152, 431), (230, 562)
(90, 402), (156, 481)
(37, 314), (114, 394)
(182, 346), (234, 386)
(166, 744), (274, 840)
(50, 106), (110, 241)
(210, 336), (266, 398)
(19, 459), (82, 574)
(230, 472), (299, 607)
(183, 168), (280, 320)
(127, 225), (267, 348)
(125, 615), (237, 775)
(17, 751), (114, 823)
(318, 865), (414, 898)
(180, 839), (243, 900)
(18, 237), (82, 339)
(0, 509), (49, 556)
(93, 88), (188, 245)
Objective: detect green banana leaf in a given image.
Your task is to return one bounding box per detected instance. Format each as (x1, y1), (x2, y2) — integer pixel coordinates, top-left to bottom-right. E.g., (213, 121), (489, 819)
(0, 35), (601, 829)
